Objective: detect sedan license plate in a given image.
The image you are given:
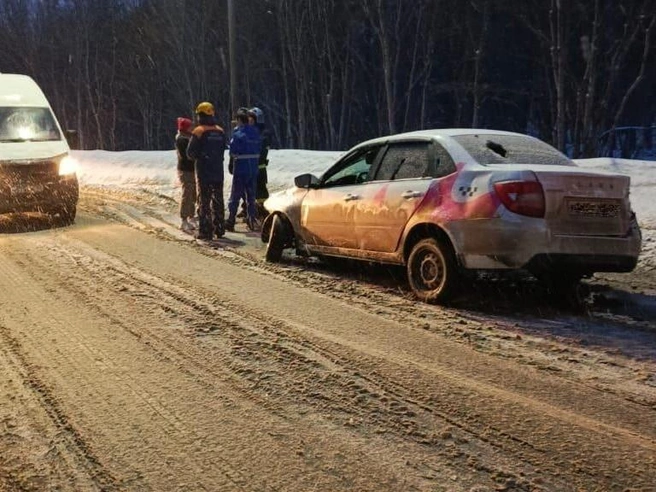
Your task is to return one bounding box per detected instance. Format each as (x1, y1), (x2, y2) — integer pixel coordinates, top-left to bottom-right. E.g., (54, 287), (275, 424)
(567, 199), (620, 218)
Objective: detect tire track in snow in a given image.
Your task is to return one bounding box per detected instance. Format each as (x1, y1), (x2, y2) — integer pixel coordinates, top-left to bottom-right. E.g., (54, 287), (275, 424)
(17, 231), (656, 491)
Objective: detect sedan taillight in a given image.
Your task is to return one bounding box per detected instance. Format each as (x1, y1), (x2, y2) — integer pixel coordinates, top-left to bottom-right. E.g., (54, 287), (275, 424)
(493, 180), (545, 218)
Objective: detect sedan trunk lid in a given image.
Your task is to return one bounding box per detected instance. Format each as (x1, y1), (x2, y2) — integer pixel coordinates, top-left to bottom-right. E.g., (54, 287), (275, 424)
(531, 165), (632, 237)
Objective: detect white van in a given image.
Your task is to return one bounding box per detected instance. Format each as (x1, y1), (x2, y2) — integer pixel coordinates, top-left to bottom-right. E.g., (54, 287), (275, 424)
(0, 73), (78, 223)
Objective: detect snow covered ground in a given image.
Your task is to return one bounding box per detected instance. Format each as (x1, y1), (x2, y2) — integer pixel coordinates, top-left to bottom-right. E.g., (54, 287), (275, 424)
(72, 149), (655, 260)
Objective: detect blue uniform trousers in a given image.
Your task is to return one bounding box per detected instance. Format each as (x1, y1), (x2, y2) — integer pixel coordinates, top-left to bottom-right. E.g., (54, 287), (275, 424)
(228, 169), (257, 222)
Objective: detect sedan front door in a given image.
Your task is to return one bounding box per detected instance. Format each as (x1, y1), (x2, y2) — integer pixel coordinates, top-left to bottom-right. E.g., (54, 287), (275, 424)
(300, 146), (382, 249)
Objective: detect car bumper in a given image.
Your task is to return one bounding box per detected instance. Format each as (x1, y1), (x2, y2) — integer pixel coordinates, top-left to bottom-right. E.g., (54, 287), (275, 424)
(0, 175), (79, 214)
(449, 217), (642, 274)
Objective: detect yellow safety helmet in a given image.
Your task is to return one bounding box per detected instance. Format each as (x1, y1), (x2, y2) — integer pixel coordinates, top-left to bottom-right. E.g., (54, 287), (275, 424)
(195, 101), (215, 116)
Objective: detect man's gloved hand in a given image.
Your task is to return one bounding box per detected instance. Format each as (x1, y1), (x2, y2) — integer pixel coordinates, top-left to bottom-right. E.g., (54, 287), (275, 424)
(228, 157), (234, 175)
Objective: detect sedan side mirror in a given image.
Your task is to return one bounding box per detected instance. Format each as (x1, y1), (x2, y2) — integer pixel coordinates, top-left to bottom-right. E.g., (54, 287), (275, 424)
(294, 173), (319, 189)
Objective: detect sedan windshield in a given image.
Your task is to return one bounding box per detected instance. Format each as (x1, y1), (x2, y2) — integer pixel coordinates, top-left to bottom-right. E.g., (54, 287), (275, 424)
(0, 107), (62, 142)
(453, 134), (573, 166)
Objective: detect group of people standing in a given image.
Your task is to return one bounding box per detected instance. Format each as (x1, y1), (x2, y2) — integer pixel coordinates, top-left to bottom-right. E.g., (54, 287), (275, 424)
(174, 102), (270, 241)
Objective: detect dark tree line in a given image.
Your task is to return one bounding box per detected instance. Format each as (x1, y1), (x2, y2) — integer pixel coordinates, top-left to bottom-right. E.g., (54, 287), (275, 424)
(1, 0), (654, 157)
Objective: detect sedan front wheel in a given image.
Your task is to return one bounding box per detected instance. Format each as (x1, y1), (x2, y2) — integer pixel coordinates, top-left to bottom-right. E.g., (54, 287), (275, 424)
(407, 238), (459, 303)
(265, 214), (289, 263)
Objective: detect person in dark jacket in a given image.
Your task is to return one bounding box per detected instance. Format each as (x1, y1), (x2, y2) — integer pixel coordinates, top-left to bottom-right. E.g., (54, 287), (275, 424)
(226, 107), (261, 232)
(175, 117), (196, 232)
(186, 101), (226, 241)
(249, 107), (271, 219)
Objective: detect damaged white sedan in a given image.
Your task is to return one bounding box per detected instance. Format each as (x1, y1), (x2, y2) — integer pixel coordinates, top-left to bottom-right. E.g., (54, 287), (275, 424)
(262, 129), (642, 303)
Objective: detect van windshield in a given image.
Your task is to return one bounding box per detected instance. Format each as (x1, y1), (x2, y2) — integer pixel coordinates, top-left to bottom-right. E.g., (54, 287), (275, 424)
(0, 107), (62, 142)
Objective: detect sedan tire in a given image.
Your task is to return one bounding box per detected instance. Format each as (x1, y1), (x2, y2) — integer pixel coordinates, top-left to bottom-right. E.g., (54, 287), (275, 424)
(265, 214), (288, 263)
(407, 238), (459, 303)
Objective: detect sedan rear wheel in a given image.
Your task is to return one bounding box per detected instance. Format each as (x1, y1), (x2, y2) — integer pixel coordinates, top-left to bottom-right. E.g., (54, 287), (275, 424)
(265, 214), (288, 263)
(407, 238), (458, 303)
(538, 271), (586, 308)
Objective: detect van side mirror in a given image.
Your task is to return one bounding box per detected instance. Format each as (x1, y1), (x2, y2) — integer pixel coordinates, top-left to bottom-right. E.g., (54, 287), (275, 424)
(294, 173), (319, 189)
(65, 129), (80, 150)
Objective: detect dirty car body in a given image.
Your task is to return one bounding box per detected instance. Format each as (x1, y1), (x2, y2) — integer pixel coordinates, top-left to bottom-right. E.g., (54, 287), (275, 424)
(262, 129), (642, 303)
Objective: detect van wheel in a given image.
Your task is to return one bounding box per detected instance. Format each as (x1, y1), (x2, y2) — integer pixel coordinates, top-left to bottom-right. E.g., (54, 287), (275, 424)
(265, 215), (288, 263)
(56, 204), (76, 225)
(407, 238), (458, 303)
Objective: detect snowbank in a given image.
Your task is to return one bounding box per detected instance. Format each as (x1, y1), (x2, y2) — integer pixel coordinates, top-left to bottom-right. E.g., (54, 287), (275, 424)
(72, 149), (343, 197)
(72, 150), (655, 228)
(575, 158), (656, 228)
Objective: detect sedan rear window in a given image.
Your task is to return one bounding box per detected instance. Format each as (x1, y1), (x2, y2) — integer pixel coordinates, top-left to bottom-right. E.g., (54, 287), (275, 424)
(452, 134), (573, 166)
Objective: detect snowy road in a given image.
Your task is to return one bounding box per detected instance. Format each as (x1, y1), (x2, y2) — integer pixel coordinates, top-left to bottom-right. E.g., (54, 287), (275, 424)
(0, 187), (655, 491)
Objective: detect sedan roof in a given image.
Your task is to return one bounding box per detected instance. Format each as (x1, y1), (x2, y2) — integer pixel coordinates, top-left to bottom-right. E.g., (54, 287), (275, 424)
(354, 128), (528, 148)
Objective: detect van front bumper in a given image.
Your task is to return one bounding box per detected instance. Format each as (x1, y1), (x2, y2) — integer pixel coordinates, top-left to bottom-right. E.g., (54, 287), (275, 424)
(0, 175), (79, 214)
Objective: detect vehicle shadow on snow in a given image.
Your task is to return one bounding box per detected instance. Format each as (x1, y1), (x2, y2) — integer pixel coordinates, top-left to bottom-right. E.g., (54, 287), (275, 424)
(0, 212), (71, 233)
(291, 256), (581, 315)
(287, 255), (656, 359)
(452, 273), (656, 327)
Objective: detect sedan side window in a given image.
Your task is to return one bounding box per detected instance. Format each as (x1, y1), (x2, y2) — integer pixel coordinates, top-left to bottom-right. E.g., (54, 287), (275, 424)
(374, 142), (431, 181)
(434, 142), (457, 177)
(321, 146), (381, 187)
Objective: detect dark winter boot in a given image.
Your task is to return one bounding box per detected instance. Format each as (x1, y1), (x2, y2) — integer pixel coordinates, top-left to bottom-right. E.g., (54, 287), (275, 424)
(256, 202), (269, 220)
(246, 216), (260, 232)
(237, 201), (246, 219)
(225, 218), (235, 232)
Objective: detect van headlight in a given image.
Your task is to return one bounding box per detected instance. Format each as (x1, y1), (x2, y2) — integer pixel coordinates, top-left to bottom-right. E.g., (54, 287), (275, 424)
(58, 155), (78, 176)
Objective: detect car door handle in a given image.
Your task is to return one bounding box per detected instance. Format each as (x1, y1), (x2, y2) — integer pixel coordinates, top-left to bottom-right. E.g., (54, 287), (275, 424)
(343, 194), (361, 201)
(402, 191), (424, 199)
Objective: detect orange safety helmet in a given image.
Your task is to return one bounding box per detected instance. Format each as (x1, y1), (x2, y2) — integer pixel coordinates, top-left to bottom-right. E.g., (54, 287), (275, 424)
(195, 102), (215, 116)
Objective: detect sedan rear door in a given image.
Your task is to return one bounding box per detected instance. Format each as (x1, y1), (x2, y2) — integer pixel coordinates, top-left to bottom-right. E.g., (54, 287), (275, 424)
(354, 140), (443, 253)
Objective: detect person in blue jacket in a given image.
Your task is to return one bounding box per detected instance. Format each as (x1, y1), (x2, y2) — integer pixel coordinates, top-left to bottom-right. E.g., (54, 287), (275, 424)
(186, 101), (227, 240)
(226, 107), (261, 232)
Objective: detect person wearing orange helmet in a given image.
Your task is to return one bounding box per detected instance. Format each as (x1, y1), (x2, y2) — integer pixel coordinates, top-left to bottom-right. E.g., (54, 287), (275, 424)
(186, 101), (227, 241)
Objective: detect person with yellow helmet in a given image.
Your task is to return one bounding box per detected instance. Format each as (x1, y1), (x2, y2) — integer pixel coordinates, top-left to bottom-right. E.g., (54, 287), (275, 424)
(186, 101), (227, 240)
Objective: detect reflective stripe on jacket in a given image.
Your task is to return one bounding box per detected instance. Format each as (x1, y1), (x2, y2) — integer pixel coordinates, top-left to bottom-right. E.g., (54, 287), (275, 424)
(229, 124), (262, 177)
